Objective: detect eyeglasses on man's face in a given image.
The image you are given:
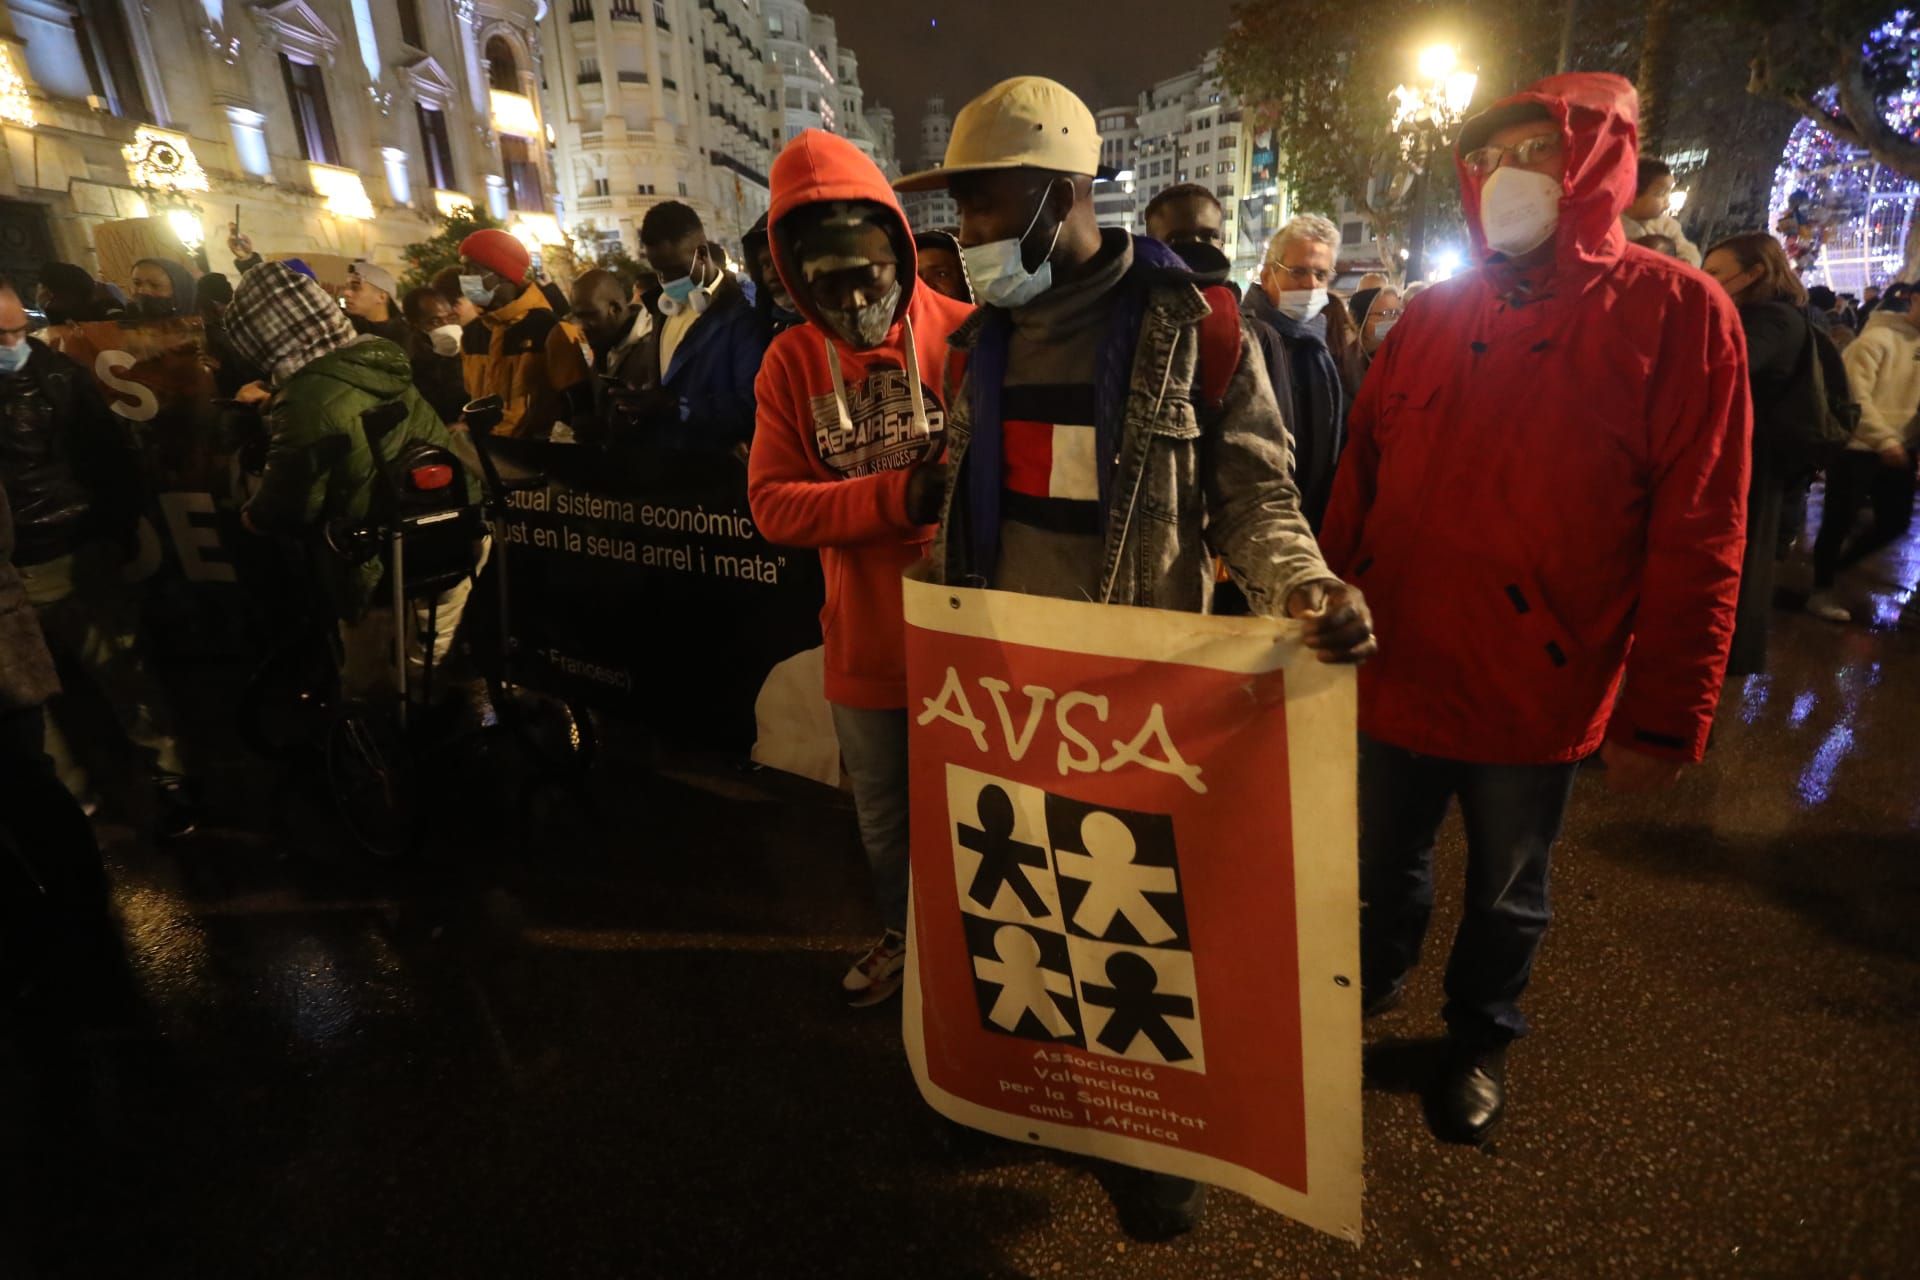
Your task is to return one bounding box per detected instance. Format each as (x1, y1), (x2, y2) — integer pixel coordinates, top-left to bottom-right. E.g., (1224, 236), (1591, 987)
(1462, 133), (1565, 176)
(1266, 262), (1333, 287)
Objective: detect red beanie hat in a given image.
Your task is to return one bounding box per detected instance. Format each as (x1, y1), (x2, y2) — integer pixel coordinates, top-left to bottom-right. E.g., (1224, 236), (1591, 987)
(458, 228), (531, 283)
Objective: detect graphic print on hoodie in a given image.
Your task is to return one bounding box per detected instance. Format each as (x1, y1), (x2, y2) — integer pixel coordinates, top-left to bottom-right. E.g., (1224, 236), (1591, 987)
(807, 361), (942, 478)
(747, 129), (977, 710)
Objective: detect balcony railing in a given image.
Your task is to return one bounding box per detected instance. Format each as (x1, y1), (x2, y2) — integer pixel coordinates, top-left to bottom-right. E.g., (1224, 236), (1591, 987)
(617, 71), (648, 85)
(709, 149), (768, 189)
(569, 0), (591, 20)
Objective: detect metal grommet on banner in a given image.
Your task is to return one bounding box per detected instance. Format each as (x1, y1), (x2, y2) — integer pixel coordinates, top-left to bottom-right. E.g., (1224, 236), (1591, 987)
(1333, 975), (1351, 987)
(949, 597), (961, 609)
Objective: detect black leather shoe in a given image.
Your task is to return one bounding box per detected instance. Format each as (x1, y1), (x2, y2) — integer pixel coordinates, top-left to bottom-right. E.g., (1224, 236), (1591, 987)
(1361, 976), (1405, 1019)
(153, 775), (202, 842)
(1427, 1042), (1507, 1145)
(1112, 1170), (1207, 1242)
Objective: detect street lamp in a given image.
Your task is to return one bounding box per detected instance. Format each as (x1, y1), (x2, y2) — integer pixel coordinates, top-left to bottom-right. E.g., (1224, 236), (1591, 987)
(1391, 43), (1478, 283)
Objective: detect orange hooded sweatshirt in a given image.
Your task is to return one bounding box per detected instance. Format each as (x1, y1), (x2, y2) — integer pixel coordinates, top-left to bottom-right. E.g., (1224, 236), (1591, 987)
(748, 130), (975, 709)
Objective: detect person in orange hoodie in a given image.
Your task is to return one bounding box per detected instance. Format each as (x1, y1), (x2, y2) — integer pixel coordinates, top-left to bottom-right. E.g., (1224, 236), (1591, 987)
(749, 129), (975, 1007)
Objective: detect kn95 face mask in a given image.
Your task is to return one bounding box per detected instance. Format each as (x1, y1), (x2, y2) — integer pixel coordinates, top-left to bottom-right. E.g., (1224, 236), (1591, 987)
(1478, 166), (1562, 259)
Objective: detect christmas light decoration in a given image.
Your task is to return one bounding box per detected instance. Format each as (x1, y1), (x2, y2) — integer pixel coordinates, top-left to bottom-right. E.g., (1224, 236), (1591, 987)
(1769, 11), (1920, 291)
(124, 126), (211, 193)
(0, 45), (38, 129)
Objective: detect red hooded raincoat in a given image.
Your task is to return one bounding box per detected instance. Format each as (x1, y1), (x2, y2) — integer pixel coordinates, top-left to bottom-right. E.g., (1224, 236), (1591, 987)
(1320, 73), (1751, 765)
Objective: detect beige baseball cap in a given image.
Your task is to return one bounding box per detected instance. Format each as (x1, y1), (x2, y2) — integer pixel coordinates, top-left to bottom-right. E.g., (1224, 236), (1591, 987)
(895, 76), (1106, 193)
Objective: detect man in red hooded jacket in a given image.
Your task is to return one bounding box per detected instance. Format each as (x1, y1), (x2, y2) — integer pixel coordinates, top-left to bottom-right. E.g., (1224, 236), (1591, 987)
(1321, 74), (1750, 1144)
(749, 130), (975, 1007)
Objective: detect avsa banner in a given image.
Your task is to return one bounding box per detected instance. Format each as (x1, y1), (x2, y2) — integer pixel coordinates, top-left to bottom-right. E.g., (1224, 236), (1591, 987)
(901, 573), (1362, 1241)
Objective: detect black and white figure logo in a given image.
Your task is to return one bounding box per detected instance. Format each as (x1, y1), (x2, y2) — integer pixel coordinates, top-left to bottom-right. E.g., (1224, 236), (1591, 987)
(946, 765), (1206, 1073)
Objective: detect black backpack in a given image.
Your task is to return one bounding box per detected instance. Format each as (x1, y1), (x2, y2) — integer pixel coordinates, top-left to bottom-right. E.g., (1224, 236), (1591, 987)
(1782, 320), (1859, 469)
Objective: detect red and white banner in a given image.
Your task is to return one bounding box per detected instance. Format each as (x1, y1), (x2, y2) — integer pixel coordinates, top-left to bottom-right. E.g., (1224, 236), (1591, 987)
(902, 573), (1362, 1241)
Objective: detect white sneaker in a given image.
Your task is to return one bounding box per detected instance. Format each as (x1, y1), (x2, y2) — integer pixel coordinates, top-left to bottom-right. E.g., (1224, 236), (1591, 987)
(842, 929), (907, 1007)
(1806, 592), (1852, 623)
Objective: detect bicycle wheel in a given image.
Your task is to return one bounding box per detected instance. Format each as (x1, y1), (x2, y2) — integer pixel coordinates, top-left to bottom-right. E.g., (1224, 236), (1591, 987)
(325, 707), (415, 858)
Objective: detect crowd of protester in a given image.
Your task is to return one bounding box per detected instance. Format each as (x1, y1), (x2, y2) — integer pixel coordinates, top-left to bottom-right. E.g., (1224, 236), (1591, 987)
(2, 64), (1914, 1245)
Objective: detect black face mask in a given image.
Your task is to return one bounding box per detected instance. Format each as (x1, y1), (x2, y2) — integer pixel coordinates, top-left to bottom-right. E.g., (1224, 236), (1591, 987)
(129, 295), (179, 319)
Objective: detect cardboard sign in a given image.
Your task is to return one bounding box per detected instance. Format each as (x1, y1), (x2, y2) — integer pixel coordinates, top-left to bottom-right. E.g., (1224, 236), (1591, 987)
(92, 216), (189, 289)
(902, 574), (1362, 1241)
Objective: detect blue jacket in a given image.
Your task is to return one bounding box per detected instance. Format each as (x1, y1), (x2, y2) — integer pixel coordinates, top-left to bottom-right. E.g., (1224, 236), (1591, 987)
(638, 274), (768, 451)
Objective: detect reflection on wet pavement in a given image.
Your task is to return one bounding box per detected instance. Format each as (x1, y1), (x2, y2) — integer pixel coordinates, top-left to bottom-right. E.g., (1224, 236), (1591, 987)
(2, 506), (1915, 1280)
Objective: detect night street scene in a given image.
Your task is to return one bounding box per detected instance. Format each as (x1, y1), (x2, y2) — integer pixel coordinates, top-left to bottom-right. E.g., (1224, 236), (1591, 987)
(2, 0), (1919, 1275)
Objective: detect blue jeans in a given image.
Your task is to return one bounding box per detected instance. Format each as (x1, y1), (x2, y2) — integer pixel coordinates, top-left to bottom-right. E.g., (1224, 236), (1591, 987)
(831, 705), (910, 934)
(1358, 735), (1578, 1046)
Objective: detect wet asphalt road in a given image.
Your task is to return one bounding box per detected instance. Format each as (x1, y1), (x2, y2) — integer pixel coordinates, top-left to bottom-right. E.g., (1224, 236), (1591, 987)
(1, 518), (1916, 1280)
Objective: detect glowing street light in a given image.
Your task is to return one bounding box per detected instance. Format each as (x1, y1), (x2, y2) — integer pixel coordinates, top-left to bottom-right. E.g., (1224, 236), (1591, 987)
(166, 208), (207, 254)
(1668, 187), (1689, 218)
(1416, 43), (1458, 81)
(1392, 42), (1479, 283)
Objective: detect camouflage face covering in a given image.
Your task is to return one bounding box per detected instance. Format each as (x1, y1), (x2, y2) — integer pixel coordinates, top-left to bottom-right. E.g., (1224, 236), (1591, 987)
(794, 201), (898, 281)
(225, 261), (357, 387)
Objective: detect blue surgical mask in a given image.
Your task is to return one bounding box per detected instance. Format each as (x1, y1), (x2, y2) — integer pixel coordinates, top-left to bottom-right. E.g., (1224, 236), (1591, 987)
(658, 250), (712, 317)
(961, 182), (1062, 309)
(662, 275), (698, 306)
(0, 342), (27, 374)
(458, 274), (493, 306)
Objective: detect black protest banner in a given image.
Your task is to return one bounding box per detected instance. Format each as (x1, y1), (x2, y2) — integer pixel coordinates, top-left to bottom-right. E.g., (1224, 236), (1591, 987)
(42, 317), (263, 653)
(488, 438), (826, 752)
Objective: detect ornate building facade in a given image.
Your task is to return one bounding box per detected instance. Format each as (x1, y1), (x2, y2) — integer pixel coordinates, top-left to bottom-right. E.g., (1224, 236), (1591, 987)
(0, 0), (554, 287)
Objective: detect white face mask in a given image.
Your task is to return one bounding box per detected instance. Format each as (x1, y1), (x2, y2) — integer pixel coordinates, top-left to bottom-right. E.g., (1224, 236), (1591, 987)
(1371, 318), (1396, 341)
(1478, 166), (1562, 259)
(1273, 286), (1328, 324)
(428, 323), (464, 357)
(961, 182), (1063, 309)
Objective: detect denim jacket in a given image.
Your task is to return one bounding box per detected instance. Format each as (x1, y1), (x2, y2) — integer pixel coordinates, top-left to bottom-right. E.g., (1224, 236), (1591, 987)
(929, 242), (1333, 615)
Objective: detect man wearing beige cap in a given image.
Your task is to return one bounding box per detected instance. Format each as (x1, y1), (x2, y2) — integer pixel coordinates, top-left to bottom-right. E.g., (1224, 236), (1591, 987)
(895, 75), (1374, 1241)
(344, 260), (410, 347)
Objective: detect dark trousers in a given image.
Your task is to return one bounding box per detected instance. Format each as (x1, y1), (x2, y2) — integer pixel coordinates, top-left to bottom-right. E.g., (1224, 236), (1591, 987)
(1814, 451), (1918, 588)
(1358, 735), (1578, 1046)
(1, 706), (108, 963)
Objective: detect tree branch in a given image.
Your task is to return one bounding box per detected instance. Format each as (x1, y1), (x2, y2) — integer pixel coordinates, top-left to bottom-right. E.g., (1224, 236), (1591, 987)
(1831, 48), (1920, 183)
(1750, 30), (1920, 181)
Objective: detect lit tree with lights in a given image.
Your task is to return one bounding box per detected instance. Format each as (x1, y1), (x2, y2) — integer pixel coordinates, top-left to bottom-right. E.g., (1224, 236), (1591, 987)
(1761, 9), (1920, 285)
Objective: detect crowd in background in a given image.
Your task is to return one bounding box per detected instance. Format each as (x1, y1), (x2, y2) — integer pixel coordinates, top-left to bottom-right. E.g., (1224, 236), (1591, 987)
(1, 63), (1915, 1247)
